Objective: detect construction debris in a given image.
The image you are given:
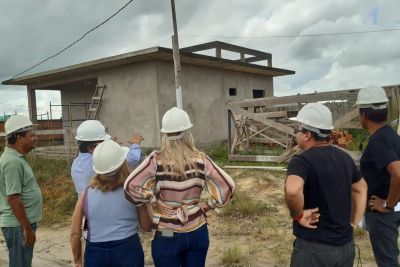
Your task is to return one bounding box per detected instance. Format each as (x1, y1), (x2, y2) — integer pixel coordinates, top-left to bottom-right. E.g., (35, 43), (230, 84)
(330, 130), (353, 148)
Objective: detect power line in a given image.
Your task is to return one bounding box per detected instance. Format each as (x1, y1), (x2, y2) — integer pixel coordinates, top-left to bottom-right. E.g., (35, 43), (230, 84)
(10, 0), (135, 80)
(181, 27), (400, 39)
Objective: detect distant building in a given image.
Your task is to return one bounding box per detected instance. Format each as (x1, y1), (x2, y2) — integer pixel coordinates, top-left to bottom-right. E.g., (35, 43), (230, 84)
(2, 41), (294, 147)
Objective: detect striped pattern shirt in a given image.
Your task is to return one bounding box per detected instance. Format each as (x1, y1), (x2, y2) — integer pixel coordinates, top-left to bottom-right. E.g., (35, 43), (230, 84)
(124, 151), (235, 233)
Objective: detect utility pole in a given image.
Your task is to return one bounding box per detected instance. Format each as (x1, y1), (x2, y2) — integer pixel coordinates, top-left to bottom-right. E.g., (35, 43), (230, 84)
(170, 0), (183, 109)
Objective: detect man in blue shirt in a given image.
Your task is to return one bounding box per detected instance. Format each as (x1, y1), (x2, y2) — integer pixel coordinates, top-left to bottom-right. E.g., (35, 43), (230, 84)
(71, 120), (143, 195)
(357, 86), (400, 267)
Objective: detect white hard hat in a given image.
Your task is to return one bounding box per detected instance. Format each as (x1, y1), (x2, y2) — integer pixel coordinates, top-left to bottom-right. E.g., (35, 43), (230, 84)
(160, 107), (193, 133)
(290, 103), (333, 130)
(356, 85), (388, 106)
(92, 140), (129, 174)
(75, 120), (111, 141)
(5, 115), (34, 136)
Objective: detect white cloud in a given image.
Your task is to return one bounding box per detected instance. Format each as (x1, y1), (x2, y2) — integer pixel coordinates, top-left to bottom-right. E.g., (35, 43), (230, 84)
(0, 0), (399, 116)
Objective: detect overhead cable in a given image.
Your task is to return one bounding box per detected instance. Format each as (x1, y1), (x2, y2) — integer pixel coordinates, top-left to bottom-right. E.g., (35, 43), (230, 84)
(181, 28), (400, 39)
(9, 0), (135, 79)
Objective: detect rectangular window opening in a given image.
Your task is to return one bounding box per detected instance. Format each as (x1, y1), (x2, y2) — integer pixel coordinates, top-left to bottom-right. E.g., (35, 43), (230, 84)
(252, 89), (265, 99)
(229, 88), (237, 96)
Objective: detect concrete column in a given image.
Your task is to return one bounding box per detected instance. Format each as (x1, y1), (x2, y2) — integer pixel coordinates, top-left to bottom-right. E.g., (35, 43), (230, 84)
(216, 48), (221, 58)
(27, 86), (37, 123)
(268, 54), (272, 67)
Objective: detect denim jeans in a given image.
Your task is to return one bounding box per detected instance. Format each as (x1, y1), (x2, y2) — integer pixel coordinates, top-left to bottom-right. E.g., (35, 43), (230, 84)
(151, 224), (209, 267)
(290, 238), (355, 267)
(365, 210), (400, 267)
(84, 233), (144, 267)
(1, 223), (37, 267)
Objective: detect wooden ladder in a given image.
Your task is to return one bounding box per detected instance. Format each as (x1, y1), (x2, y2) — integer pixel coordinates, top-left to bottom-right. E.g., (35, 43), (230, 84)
(87, 85), (106, 120)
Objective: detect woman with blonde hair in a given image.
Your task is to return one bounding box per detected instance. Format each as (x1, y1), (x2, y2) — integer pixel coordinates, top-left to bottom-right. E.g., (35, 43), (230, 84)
(124, 107), (236, 267)
(70, 140), (151, 267)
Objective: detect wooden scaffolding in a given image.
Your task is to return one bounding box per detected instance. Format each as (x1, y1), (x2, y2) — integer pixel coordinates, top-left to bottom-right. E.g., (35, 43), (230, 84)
(226, 85), (400, 164)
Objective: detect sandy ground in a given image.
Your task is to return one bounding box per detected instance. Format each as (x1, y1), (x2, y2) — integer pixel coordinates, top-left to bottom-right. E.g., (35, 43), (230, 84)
(0, 173), (378, 266)
(0, 225), (71, 267)
(0, 224), (252, 267)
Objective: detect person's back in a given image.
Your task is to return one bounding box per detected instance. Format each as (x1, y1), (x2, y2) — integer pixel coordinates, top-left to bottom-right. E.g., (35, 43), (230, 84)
(124, 107), (236, 267)
(288, 145), (356, 245)
(71, 120), (143, 195)
(71, 152), (95, 195)
(84, 187), (138, 242)
(71, 120), (110, 195)
(70, 140), (147, 267)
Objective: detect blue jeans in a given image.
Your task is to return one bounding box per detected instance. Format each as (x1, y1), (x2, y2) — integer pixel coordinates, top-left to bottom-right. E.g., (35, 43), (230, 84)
(84, 233), (144, 267)
(290, 238), (355, 267)
(1, 223), (37, 267)
(151, 224), (209, 267)
(365, 210), (400, 267)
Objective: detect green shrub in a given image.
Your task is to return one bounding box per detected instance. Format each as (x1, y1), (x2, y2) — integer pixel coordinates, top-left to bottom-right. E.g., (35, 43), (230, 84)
(347, 129), (369, 151)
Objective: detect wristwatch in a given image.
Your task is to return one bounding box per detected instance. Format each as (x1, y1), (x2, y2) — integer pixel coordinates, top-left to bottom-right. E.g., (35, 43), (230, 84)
(384, 200), (394, 211)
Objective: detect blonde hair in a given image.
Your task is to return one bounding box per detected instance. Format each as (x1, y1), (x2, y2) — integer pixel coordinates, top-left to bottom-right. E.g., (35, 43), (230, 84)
(90, 161), (131, 192)
(159, 131), (203, 180)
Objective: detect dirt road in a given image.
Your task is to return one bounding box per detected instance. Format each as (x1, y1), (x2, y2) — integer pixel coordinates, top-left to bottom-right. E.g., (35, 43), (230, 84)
(0, 225), (71, 267)
(0, 225), (232, 267)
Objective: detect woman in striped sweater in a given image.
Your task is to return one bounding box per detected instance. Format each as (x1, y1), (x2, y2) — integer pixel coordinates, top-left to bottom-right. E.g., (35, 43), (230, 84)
(124, 107), (236, 267)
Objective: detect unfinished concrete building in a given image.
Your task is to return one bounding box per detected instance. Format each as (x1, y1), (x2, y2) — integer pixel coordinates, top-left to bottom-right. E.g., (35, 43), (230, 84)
(2, 41), (294, 148)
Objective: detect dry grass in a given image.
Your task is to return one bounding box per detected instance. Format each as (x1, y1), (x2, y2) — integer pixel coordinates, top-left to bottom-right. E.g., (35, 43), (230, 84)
(208, 169), (376, 266)
(221, 190), (276, 217)
(220, 245), (251, 266)
(27, 155), (76, 225)
(39, 175), (77, 225)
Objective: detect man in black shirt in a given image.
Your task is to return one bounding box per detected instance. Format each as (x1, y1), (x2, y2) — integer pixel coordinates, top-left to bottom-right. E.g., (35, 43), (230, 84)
(357, 85), (400, 267)
(285, 102), (367, 267)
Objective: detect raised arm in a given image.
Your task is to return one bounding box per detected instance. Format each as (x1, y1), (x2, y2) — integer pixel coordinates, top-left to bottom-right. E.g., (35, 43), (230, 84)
(125, 134), (144, 168)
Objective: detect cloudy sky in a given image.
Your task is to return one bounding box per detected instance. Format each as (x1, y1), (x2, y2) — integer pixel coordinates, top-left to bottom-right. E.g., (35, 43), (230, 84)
(0, 0), (399, 118)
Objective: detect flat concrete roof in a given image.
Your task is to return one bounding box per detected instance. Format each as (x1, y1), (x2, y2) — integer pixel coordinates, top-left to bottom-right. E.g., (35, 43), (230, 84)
(2, 46), (295, 86)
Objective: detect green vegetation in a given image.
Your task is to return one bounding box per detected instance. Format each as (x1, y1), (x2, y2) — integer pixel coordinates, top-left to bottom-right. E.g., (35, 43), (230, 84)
(203, 142), (288, 167)
(347, 128), (369, 151)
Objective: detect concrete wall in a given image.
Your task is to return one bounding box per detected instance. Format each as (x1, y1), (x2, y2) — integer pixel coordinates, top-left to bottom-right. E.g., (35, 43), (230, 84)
(97, 61), (159, 148)
(60, 83), (95, 129)
(156, 61), (273, 146)
(41, 60), (273, 148)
